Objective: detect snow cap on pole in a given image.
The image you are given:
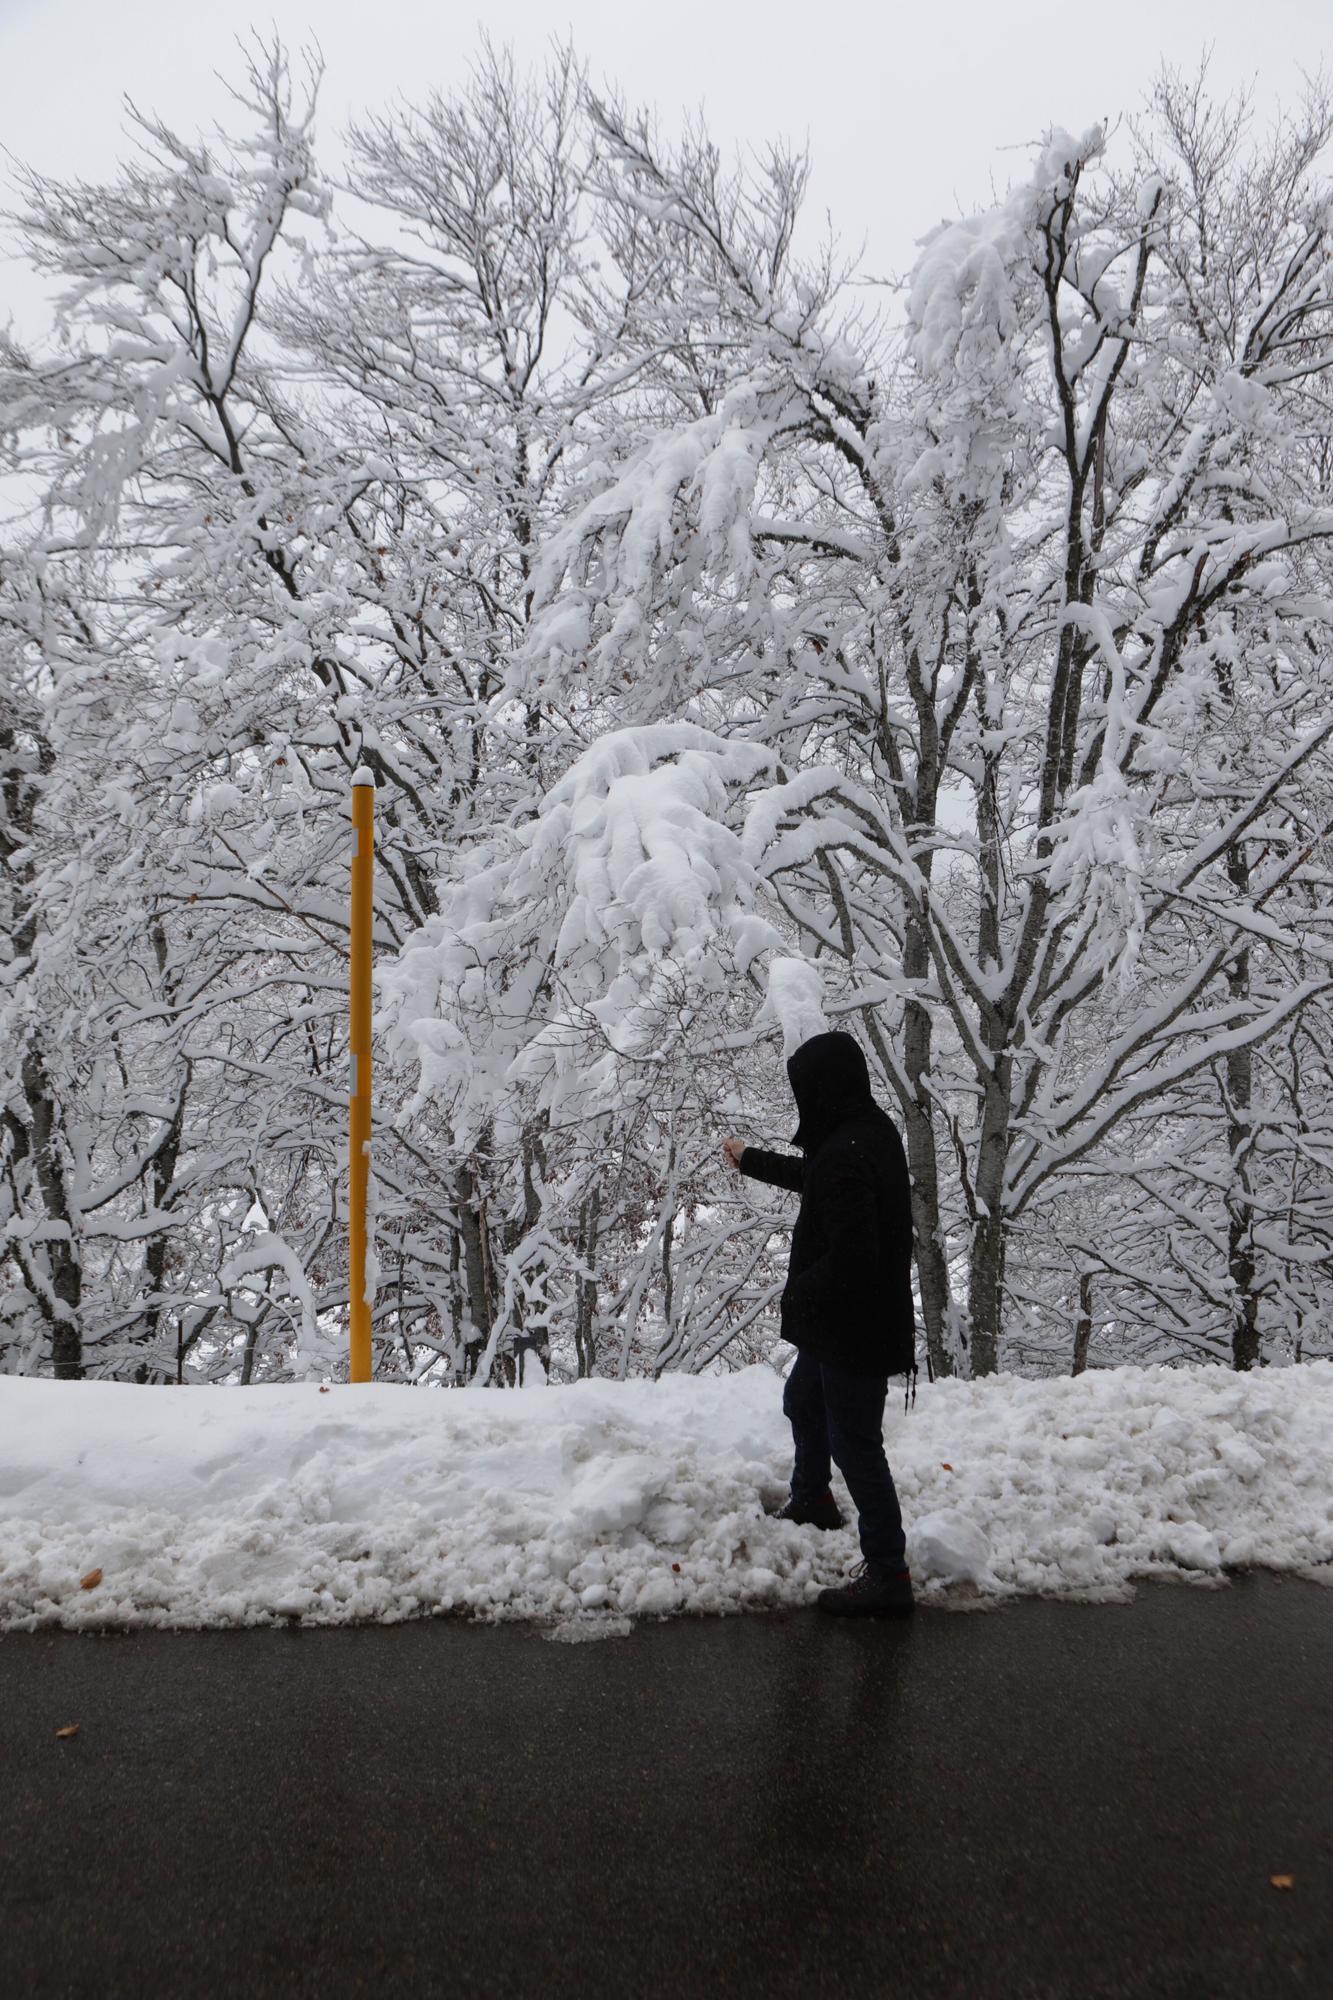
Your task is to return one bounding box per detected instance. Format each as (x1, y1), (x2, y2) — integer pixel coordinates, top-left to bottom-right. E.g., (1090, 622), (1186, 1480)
(352, 766), (376, 787)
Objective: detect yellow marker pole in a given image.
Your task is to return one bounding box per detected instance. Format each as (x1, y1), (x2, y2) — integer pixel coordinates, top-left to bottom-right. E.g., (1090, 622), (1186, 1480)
(349, 770), (375, 1382)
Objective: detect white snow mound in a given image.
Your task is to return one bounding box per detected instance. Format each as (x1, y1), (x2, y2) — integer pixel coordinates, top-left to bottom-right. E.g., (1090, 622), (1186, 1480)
(911, 1510), (993, 1586)
(0, 1362), (1330, 1631)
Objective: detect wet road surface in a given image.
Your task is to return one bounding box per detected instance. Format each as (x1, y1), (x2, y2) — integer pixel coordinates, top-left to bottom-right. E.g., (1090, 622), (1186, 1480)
(2, 1574), (1330, 1998)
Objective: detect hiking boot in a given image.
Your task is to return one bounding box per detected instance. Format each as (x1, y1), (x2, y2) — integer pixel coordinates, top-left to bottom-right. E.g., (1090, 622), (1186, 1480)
(817, 1559), (915, 1618)
(769, 1490), (846, 1531)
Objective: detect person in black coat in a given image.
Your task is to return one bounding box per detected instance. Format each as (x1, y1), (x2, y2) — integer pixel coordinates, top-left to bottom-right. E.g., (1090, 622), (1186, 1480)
(724, 1030), (916, 1618)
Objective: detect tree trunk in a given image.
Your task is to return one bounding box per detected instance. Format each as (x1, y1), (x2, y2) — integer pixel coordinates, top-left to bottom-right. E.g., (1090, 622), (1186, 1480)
(967, 712), (1017, 1383)
(4, 716), (81, 1375)
(1225, 845), (1261, 1370)
(901, 915), (955, 1379)
(574, 1183), (602, 1378)
(1072, 1269), (1094, 1375)
(21, 1043), (83, 1379)
(966, 1215), (1006, 1379)
(454, 1156), (492, 1380)
(136, 1077), (187, 1384)
(964, 729), (1012, 1381)
(966, 1047), (1013, 1377)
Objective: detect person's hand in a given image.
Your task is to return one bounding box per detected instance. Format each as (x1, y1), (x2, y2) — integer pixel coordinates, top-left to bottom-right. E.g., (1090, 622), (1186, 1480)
(722, 1136), (747, 1171)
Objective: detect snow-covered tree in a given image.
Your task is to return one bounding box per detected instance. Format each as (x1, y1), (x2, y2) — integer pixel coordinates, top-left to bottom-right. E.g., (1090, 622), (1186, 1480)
(412, 68), (1333, 1377)
(5, 44), (1332, 1385)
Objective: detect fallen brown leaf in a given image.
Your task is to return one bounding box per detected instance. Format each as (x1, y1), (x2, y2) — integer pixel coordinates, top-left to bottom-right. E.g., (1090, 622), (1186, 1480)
(318, 1386), (330, 1394)
(79, 1568), (103, 1591)
(1271, 1874), (1295, 1891)
(55, 1724), (80, 1740)
(941, 1463), (954, 1472)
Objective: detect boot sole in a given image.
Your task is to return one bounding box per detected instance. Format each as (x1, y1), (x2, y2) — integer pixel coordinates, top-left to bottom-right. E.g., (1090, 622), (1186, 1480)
(764, 1504), (846, 1530)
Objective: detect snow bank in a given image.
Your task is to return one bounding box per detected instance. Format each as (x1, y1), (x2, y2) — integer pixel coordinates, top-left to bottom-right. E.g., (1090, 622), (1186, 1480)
(1, 1363), (1329, 1632)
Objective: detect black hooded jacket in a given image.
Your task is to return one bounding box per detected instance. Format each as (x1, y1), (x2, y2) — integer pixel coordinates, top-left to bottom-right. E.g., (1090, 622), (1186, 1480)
(739, 1031), (916, 1377)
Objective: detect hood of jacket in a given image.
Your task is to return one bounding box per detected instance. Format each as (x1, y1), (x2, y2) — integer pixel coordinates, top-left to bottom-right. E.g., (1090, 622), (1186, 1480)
(787, 1030), (876, 1152)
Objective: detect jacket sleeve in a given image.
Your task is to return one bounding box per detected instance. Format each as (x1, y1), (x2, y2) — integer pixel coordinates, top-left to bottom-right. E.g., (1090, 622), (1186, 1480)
(781, 1153), (879, 1317)
(738, 1146), (806, 1194)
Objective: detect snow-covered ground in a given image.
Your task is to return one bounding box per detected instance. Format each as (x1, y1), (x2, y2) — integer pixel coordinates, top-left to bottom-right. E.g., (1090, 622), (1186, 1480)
(1, 1362), (1330, 1633)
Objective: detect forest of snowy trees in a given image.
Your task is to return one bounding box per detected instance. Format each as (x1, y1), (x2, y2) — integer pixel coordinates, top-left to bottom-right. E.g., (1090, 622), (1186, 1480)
(4, 41), (1333, 1386)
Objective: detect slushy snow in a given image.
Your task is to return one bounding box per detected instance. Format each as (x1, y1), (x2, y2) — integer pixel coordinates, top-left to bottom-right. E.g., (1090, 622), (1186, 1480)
(1, 1362), (1329, 1632)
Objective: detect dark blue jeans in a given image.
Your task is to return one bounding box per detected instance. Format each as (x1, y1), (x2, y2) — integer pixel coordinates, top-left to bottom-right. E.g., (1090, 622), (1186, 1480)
(782, 1351), (908, 1572)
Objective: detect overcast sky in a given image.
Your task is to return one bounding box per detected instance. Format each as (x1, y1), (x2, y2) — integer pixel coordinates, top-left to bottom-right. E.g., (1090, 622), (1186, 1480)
(2, 0), (1328, 336)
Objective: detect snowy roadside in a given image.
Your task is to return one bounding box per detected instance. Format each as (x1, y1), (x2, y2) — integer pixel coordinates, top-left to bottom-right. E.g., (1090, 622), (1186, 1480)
(1, 1363), (1330, 1634)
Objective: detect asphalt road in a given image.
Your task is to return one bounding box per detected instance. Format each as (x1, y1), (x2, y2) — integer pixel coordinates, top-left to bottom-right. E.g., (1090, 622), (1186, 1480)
(1, 1575), (1330, 2000)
